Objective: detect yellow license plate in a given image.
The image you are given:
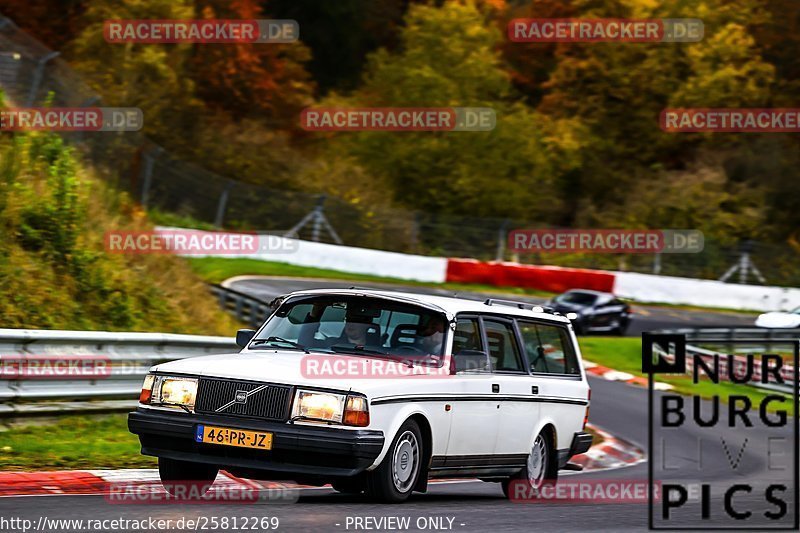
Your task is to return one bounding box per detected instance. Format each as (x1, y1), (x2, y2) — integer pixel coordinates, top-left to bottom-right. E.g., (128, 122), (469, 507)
(195, 425), (272, 450)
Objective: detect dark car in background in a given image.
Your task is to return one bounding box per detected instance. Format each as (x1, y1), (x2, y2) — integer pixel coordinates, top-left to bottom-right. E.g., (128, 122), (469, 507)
(547, 290), (631, 335)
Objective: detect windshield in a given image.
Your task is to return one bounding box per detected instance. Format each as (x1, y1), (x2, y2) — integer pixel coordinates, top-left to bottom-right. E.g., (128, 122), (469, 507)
(554, 292), (598, 306)
(251, 295), (448, 363)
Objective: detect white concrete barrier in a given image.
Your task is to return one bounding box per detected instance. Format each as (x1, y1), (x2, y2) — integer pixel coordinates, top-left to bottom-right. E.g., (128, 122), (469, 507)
(613, 271), (800, 312)
(156, 226), (800, 312)
(156, 227), (449, 283)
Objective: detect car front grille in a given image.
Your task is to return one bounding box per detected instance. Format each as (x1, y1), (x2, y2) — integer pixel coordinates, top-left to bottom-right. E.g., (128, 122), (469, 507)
(194, 378), (292, 421)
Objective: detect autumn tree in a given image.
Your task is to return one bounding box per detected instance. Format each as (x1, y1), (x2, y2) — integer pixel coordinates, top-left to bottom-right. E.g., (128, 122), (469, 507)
(319, 1), (585, 222)
(188, 0), (315, 125)
(67, 0), (201, 143)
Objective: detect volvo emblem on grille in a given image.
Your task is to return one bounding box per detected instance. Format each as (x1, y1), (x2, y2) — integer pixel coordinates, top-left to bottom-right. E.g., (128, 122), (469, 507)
(215, 384), (268, 413)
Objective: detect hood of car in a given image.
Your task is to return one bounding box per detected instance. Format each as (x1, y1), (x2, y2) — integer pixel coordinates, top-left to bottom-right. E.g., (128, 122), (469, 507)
(755, 312), (800, 328)
(150, 350), (448, 396)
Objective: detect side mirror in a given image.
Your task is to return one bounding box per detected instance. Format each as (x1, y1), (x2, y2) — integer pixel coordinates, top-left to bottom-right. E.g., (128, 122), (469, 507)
(236, 329), (256, 348)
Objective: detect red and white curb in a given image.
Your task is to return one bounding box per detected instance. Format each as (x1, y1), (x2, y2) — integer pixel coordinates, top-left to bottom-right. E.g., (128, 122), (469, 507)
(0, 426), (643, 497)
(583, 360), (673, 391)
(571, 425), (645, 471)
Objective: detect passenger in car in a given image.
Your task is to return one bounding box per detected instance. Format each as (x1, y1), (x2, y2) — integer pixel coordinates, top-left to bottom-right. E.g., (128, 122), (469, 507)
(419, 316), (446, 354)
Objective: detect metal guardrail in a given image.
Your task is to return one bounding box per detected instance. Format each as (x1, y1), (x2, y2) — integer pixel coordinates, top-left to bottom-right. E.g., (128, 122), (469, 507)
(660, 327), (800, 345)
(0, 328), (237, 415)
(2, 323), (796, 416)
(210, 284), (274, 328)
(0, 287), (273, 415)
(657, 327), (800, 394)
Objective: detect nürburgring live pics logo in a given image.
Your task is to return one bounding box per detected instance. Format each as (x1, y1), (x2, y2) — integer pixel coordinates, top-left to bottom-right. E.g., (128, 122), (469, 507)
(644, 333), (799, 530)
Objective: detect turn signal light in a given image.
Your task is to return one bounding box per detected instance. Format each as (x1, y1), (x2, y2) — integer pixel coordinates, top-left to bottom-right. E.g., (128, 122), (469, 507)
(343, 396), (370, 427)
(583, 388), (591, 429)
(139, 374), (155, 404)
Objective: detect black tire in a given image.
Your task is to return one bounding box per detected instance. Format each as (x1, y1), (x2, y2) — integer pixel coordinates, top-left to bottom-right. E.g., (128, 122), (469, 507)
(158, 457), (219, 499)
(366, 419), (423, 503)
(501, 430), (558, 500)
(331, 477), (365, 494)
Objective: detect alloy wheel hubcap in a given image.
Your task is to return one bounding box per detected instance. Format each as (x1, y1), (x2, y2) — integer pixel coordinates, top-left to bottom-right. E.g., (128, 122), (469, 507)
(392, 431), (419, 492)
(527, 435), (547, 488)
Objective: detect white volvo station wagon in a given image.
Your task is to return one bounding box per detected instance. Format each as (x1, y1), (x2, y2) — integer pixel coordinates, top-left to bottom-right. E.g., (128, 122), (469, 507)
(129, 289), (593, 502)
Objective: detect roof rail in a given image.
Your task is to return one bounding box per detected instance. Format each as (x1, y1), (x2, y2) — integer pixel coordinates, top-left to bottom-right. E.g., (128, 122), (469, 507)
(483, 298), (555, 314)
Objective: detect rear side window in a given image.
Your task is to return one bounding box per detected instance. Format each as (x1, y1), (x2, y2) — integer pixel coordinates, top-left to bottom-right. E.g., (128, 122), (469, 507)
(452, 318), (490, 373)
(518, 321), (580, 375)
(483, 319), (525, 372)
(453, 318), (482, 354)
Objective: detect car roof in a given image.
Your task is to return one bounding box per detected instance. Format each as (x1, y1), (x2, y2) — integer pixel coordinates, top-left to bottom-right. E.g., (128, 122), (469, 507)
(280, 288), (571, 324)
(562, 289), (613, 297)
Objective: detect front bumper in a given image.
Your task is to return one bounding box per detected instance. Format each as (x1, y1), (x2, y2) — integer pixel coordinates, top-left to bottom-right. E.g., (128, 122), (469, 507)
(128, 408), (385, 478)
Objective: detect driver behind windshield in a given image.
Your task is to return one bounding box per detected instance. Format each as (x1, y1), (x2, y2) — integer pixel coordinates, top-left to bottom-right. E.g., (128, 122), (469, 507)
(337, 314), (375, 347)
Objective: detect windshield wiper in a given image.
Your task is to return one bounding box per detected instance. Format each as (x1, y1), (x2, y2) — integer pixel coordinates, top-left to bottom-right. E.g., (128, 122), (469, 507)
(250, 336), (309, 353)
(329, 344), (388, 356)
(329, 345), (414, 367)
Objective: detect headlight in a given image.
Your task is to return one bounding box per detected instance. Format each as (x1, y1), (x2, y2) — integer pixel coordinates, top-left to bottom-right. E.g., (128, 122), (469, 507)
(151, 376), (198, 409)
(292, 390), (345, 423)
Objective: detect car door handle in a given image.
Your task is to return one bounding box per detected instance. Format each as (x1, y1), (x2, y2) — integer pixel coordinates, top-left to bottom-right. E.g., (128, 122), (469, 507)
(531, 385), (538, 395)
(492, 384), (500, 393)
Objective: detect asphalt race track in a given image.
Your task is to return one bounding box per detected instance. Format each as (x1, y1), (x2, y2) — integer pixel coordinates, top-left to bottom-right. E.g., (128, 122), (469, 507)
(0, 278), (787, 532)
(225, 275), (758, 335)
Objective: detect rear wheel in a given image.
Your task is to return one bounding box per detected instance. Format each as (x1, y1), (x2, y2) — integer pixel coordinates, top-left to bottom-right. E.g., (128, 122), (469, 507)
(158, 457), (218, 499)
(501, 431), (558, 499)
(366, 419), (423, 503)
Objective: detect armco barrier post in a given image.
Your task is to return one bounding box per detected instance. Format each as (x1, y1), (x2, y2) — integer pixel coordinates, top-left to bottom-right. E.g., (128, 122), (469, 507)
(25, 50), (59, 106)
(214, 181), (233, 229)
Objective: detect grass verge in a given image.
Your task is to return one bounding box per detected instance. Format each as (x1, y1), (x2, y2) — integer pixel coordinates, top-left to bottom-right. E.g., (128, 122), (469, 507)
(0, 414), (153, 471)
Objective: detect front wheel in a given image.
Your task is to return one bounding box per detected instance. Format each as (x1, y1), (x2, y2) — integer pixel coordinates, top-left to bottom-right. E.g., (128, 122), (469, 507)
(366, 419), (423, 503)
(158, 457), (219, 499)
(501, 431), (558, 500)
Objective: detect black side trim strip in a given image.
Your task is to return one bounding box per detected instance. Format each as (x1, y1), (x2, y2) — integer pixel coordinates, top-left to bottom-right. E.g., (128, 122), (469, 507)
(430, 454), (528, 469)
(372, 395), (587, 406)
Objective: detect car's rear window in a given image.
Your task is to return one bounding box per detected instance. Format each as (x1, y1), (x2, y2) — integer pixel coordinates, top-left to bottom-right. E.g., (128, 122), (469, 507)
(517, 321), (580, 375)
(555, 292), (597, 306)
